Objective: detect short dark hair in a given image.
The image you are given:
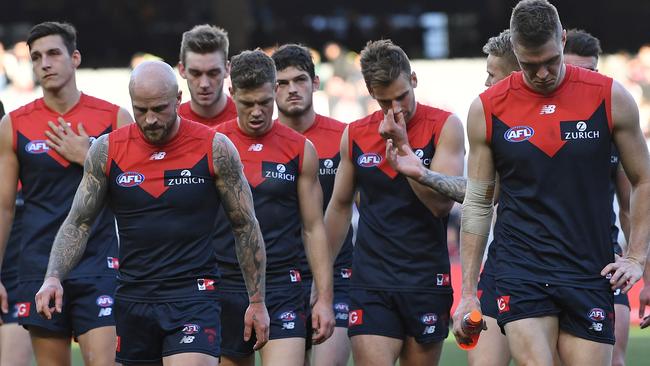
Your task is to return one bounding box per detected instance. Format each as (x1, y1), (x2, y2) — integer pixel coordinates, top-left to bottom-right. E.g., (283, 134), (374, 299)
(565, 29), (601, 59)
(230, 50), (276, 91)
(510, 0), (562, 48)
(271, 44), (315, 80)
(360, 39), (411, 90)
(483, 29), (520, 72)
(179, 24), (229, 65)
(27, 21), (77, 55)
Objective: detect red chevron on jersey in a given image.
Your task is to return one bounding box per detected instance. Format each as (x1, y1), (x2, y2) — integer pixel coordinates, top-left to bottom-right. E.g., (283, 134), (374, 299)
(349, 103), (450, 179)
(481, 65), (613, 158)
(302, 114), (346, 160)
(215, 119), (305, 188)
(106, 119), (215, 199)
(11, 94), (118, 167)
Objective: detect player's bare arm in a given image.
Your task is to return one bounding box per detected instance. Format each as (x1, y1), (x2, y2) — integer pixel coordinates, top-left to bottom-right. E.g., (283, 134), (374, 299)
(406, 114), (465, 216)
(212, 132), (266, 301)
(452, 97), (496, 345)
(0, 114), (19, 317)
(601, 80), (650, 293)
(212, 132), (269, 349)
(324, 127), (356, 260)
(386, 139), (466, 204)
(36, 135), (109, 319)
(298, 140), (335, 344)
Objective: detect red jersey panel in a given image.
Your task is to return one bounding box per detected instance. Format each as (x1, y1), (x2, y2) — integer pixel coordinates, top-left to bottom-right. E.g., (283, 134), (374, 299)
(349, 103), (452, 293)
(480, 65), (615, 289)
(178, 96), (238, 128)
(10, 93), (118, 281)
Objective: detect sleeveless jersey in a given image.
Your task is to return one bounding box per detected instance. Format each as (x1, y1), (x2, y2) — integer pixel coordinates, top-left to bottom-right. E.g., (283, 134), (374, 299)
(214, 120), (306, 290)
(178, 96), (238, 128)
(106, 119), (221, 302)
(349, 103), (452, 293)
(481, 65), (614, 289)
(1, 192), (23, 281)
(302, 114), (353, 284)
(10, 94), (118, 281)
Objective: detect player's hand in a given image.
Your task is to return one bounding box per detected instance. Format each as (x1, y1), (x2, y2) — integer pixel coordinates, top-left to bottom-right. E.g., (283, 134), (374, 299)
(379, 103), (408, 147)
(452, 295), (482, 346)
(639, 284), (650, 329)
(243, 301), (269, 350)
(45, 117), (91, 165)
(601, 255), (644, 293)
(386, 139), (426, 179)
(35, 276), (64, 320)
(0, 280), (8, 324)
(311, 297), (335, 345)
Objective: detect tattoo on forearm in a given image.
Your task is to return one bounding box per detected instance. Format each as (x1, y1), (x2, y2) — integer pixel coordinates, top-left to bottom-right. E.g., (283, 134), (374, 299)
(419, 170), (467, 204)
(213, 134), (266, 300)
(46, 136), (109, 279)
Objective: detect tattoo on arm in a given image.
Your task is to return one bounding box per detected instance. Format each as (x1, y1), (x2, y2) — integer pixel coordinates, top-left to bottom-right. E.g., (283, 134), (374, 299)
(46, 135), (109, 279)
(419, 170), (467, 204)
(212, 134), (266, 301)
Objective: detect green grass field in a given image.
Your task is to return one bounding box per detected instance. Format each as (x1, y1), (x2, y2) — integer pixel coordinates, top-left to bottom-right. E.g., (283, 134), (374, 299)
(63, 327), (650, 365)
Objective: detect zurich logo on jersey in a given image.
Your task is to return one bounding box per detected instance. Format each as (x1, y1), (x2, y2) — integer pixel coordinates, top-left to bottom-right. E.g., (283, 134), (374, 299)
(25, 140), (50, 154)
(357, 153), (382, 167)
(504, 126), (534, 142)
(116, 172), (145, 187)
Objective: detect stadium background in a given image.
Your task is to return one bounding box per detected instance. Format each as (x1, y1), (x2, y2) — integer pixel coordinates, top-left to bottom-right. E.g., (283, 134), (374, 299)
(2, 0), (650, 364)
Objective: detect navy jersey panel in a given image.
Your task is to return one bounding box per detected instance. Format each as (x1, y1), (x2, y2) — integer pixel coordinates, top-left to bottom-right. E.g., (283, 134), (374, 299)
(213, 120), (306, 289)
(301, 115), (353, 280)
(349, 104), (452, 293)
(608, 144), (621, 247)
(10, 94), (119, 281)
(481, 65), (615, 289)
(107, 120), (221, 301)
(1, 192), (24, 281)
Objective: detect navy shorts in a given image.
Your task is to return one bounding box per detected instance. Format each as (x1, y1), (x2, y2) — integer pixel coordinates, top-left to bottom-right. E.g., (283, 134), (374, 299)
(221, 286), (306, 357)
(1, 276), (20, 324)
(495, 278), (615, 344)
(302, 279), (313, 350)
(115, 298), (221, 364)
(613, 288), (630, 308)
(347, 289), (452, 344)
(17, 276), (116, 336)
(477, 273), (499, 319)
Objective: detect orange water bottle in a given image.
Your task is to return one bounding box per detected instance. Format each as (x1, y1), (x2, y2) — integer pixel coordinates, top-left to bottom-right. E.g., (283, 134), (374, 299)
(457, 310), (484, 350)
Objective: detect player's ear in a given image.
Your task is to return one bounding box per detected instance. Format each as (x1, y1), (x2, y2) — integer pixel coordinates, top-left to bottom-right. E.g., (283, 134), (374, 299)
(313, 75), (320, 90)
(411, 71), (418, 89)
(178, 62), (187, 78)
(71, 50), (81, 68)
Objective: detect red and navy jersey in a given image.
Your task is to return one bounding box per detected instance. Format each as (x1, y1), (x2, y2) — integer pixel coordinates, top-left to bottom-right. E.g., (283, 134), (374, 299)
(302, 115), (353, 284)
(1, 192), (23, 281)
(106, 119), (221, 302)
(178, 96), (238, 128)
(10, 94), (118, 281)
(349, 103), (452, 293)
(482, 65), (614, 289)
(214, 120), (306, 290)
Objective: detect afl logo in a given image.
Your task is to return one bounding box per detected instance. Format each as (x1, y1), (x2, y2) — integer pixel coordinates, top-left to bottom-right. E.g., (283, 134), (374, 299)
(504, 126), (534, 142)
(116, 172), (145, 187)
(357, 153), (382, 167)
(279, 311), (296, 321)
(588, 308), (606, 321)
(276, 164), (286, 173)
(421, 313), (438, 325)
(324, 159), (334, 169)
(25, 140), (50, 154)
(576, 121), (587, 131)
(96, 295), (114, 308)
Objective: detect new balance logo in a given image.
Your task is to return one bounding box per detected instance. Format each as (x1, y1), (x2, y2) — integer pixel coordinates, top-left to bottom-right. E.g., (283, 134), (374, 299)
(150, 152), (166, 160)
(98, 307), (112, 317)
(179, 335), (195, 344)
(540, 104), (556, 114)
(249, 143), (263, 152)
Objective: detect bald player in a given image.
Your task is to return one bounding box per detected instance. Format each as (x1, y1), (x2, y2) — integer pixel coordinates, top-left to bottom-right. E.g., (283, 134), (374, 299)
(35, 61), (270, 365)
